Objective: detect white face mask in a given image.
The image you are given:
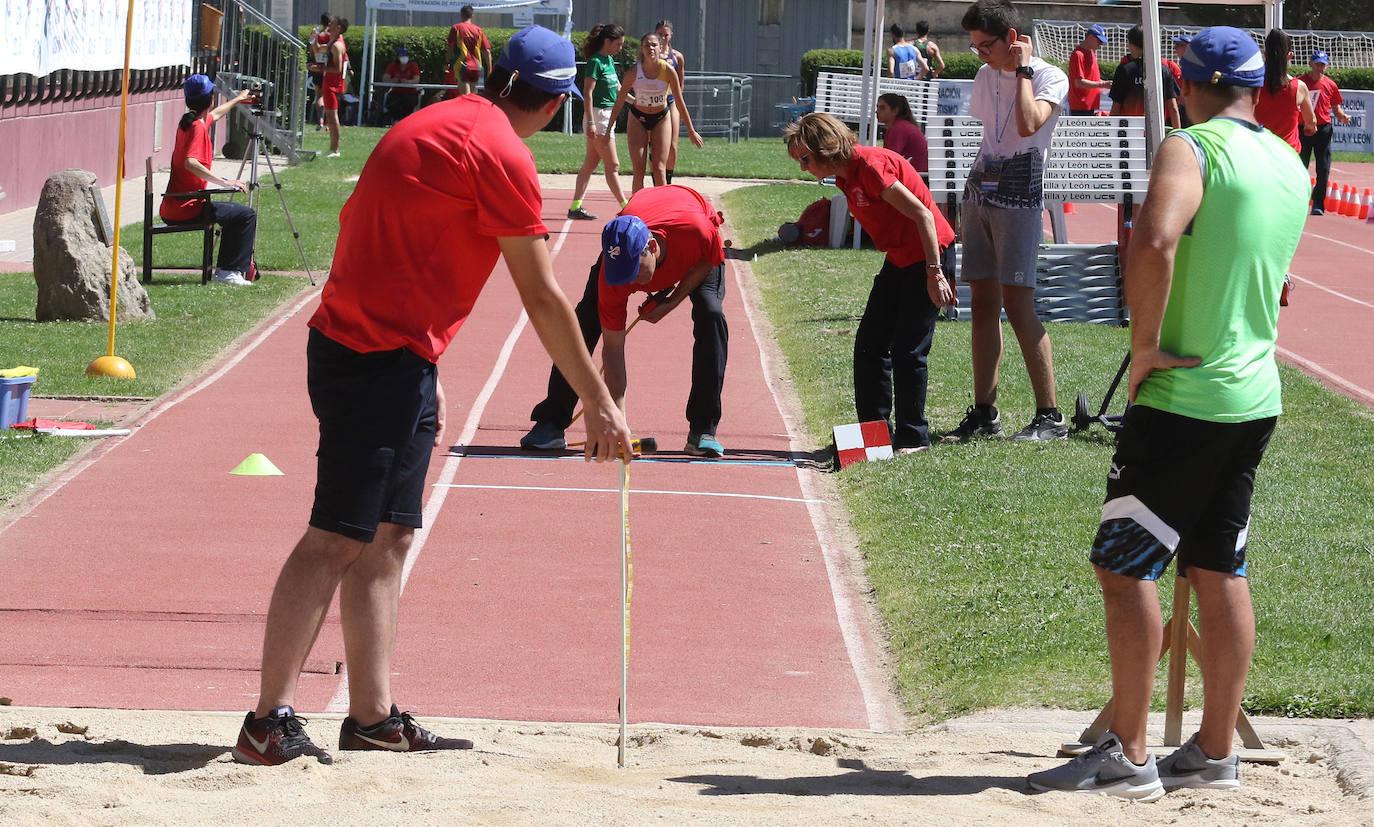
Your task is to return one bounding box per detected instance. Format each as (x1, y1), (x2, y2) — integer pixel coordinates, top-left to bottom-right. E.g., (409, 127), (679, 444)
(398, 56), (410, 64)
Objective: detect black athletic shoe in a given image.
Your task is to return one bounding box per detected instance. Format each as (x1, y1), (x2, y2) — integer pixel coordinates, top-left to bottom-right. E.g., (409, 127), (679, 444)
(942, 405), (1002, 442)
(338, 704), (474, 752)
(1010, 411), (1069, 442)
(568, 207), (598, 220)
(232, 706), (333, 766)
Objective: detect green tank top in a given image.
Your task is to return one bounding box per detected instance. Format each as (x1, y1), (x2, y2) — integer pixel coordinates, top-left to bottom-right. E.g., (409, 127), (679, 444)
(1134, 117), (1309, 422)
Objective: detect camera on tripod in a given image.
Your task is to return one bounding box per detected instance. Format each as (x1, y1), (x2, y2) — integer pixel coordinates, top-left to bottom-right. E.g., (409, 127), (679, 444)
(244, 82), (264, 106)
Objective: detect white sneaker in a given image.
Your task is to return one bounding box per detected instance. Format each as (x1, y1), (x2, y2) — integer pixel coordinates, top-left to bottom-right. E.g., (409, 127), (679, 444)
(326, 151), (341, 158)
(212, 269), (252, 286)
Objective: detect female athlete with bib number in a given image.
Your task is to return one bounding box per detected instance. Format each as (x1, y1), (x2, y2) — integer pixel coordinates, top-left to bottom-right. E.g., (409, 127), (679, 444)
(608, 33), (702, 193)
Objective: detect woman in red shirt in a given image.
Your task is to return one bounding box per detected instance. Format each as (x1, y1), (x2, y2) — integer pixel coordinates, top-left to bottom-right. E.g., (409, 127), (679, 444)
(1253, 29), (1316, 153)
(160, 75), (257, 285)
(783, 113), (955, 452)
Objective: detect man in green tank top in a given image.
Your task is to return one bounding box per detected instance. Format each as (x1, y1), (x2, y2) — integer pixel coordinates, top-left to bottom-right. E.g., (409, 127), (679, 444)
(1029, 27), (1309, 800)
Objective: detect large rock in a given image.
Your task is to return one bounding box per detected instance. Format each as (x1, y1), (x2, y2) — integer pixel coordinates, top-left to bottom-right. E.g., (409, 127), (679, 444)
(33, 169), (154, 322)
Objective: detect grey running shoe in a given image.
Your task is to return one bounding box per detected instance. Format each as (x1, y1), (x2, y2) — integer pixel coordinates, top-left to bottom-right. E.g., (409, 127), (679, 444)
(568, 207), (598, 220)
(1027, 732), (1166, 801)
(942, 405), (1002, 442)
(520, 421), (566, 450)
(685, 432), (724, 459)
(1011, 410), (1069, 442)
(1157, 735), (1240, 791)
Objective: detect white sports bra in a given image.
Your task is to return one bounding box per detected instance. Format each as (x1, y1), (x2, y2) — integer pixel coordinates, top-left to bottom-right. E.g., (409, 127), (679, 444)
(634, 61), (670, 110)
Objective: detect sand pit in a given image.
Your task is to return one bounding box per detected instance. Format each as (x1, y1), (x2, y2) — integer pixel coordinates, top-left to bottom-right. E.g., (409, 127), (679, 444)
(2, 706), (1371, 825)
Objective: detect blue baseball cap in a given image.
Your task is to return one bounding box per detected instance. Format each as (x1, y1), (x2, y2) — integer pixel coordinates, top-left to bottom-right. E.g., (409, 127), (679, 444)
(1311, 50), (1330, 65)
(497, 25), (582, 99)
(601, 216), (652, 286)
(1172, 34), (1193, 44)
(1087, 25), (1107, 43)
(183, 74), (215, 98)
(1179, 27), (1264, 88)
(396, 46), (409, 56)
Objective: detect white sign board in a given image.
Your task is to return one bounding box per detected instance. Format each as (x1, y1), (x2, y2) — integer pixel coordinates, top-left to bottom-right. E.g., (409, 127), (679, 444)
(0, 0), (192, 78)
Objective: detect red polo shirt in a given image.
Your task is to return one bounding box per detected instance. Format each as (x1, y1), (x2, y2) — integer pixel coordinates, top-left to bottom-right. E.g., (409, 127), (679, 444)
(598, 185), (725, 331)
(1300, 73), (1344, 125)
(161, 113), (216, 222)
(834, 144), (954, 268)
(309, 95), (546, 362)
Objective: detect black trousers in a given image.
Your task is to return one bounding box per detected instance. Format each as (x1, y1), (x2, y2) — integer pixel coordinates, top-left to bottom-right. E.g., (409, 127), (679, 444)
(1300, 122), (1334, 208)
(168, 200), (257, 273)
(853, 257), (940, 449)
(530, 254), (729, 435)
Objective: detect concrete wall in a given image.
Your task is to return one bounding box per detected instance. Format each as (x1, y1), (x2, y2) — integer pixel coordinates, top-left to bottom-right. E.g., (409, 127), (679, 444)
(0, 88), (187, 212)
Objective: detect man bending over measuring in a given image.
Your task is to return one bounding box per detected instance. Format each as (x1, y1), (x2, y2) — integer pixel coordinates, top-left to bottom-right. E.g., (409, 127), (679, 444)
(1028, 27), (1308, 800)
(522, 184), (728, 458)
(232, 26), (632, 767)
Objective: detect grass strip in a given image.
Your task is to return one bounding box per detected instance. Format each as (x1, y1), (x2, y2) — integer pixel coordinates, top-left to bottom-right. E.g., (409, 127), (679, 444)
(724, 181), (1374, 721)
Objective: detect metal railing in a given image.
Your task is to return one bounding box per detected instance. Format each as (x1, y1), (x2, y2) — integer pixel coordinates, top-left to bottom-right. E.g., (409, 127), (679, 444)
(213, 0), (309, 162)
(683, 74), (751, 143)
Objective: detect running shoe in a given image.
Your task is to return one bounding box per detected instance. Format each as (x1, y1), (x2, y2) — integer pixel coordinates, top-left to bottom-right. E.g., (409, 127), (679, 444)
(520, 421), (566, 450)
(326, 151), (341, 158)
(212, 269), (252, 286)
(1010, 410), (1069, 442)
(232, 706), (333, 766)
(1027, 731), (1165, 801)
(685, 432), (724, 459)
(1157, 735), (1240, 790)
(338, 704), (474, 752)
(568, 207), (598, 220)
(941, 405), (1002, 442)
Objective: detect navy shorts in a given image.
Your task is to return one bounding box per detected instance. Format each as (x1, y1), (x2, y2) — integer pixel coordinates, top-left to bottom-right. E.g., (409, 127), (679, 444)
(1089, 405), (1276, 580)
(306, 329), (438, 543)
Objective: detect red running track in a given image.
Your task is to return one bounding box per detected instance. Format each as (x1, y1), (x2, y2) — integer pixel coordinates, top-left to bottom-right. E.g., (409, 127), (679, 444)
(0, 187), (899, 731)
(1055, 157), (1374, 408)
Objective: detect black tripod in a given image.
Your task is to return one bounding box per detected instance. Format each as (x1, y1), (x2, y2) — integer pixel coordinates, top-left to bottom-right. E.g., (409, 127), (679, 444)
(232, 122), (316, 285)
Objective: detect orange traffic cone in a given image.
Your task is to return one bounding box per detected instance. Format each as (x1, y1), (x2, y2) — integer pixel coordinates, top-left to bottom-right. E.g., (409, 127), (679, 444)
(1341, 185), (1357, 217)
(1064, 202), (1077, 215)
(1362, 189), (1372, 221)
(1325, 182), (1339, 213)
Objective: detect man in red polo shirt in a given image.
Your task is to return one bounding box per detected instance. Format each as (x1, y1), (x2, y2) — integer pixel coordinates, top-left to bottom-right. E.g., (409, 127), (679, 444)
(1068, 24), (1111, 115)
(381, 45), (421, 123)
(1299, 50), (1353, 216)
(447, 4), (492, 96)
(232, 26), (632, 769)
(522, 184), (729, 458)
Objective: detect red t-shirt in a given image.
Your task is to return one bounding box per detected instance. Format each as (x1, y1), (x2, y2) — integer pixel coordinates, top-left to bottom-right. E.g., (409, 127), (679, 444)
(597, 185), (725, 331)
(1162, 59), (1182, 84)
(309, 95), (547, 362)
(161, 112), (216, 222)
(1300, 73), (1343, 125)
(1067, 46), (1101, 112)
(1255, 80), (1302, 151)
(834, 145), (955, 269)
(882, 118), (928, 173)
(384, 60), (421, 94)
(448, 22), (490, 72)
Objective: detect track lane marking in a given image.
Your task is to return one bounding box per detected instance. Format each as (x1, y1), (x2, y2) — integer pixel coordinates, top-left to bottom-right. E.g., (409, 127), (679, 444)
(1276, 345), (1374, 407)
(433, 483), (822, 504)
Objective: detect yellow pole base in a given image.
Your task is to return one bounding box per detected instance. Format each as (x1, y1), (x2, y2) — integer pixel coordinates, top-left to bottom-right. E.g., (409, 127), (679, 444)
(85, 355), (137, 379)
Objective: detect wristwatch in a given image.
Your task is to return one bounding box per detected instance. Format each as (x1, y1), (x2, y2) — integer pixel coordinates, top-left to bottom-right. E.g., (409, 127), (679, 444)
(1015, 65), (1035, 79)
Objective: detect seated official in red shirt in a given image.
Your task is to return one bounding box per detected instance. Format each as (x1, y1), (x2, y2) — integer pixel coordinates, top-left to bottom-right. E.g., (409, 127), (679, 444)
(522, 184), (729, 459)
(161, 74), (257, 286)
(784, 112), (956, 453)
(382, 45), (422, 123)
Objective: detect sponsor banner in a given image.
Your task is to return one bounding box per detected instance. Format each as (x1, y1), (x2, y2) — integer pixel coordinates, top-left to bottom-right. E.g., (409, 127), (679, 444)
(365, 0), (570, 13)
(0, 0), (192, 77)
(1331, 90), (1373, 155)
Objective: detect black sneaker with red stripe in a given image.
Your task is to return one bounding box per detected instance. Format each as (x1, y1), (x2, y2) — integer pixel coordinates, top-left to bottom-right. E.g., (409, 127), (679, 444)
(338, 704), (474, 752)
(232, 705), (333, 766)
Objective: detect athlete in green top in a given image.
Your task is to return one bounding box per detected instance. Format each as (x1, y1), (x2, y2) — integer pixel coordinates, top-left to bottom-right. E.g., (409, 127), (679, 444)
(569, 24), (628, 219)
(1029, 27), (1311, 800)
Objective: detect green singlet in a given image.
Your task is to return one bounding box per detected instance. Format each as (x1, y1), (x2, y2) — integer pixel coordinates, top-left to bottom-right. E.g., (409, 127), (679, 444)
(587, 53), (619, 109)
(1134, 117), (1309, 423)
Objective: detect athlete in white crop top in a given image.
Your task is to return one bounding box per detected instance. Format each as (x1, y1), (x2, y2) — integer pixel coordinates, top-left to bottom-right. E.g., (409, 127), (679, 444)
(608, 32), (703, 193)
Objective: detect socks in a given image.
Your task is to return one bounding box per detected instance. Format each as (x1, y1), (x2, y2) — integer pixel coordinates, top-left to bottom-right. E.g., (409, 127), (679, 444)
(569, 199), (582, 210)
(1037, 407), (1061, 419)
(665, 169), (673, 185)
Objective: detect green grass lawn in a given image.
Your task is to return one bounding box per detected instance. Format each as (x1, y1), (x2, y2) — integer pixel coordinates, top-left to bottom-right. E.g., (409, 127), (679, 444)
(724, 182), (1374, 722)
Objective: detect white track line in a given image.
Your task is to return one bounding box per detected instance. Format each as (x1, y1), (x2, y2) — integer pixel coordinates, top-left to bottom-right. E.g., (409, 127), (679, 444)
(434, 483), (822, 504)
(1277, 345), (1374, 407)
(1288, 271), (1374, 310)
(1303, 231), (1374, 258)
(728, 254), (903, 732)
(325, 218), (575, 714)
